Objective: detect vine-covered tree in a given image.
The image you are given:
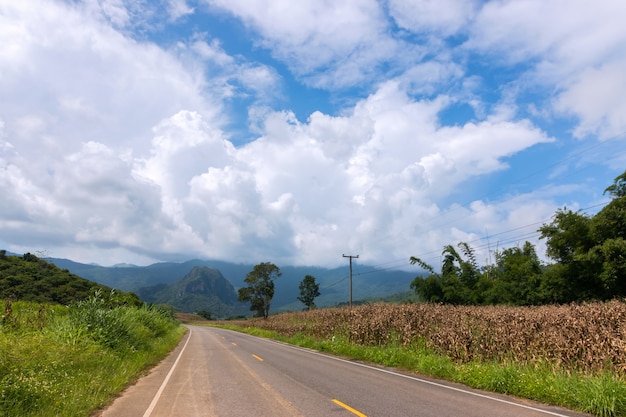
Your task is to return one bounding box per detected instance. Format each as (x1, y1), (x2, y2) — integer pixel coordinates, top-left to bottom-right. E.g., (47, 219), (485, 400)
(238, 262), (281, 318)
(411, 240), (547, 305)
(297, 275), (320, 310)
(410, 243), (482, 305)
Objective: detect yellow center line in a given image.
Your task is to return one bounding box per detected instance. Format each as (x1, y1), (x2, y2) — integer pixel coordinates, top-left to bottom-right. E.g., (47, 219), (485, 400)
(332, 399), (367, 417)
(231, 342), (237, 346)
(252, 354), (264, 362)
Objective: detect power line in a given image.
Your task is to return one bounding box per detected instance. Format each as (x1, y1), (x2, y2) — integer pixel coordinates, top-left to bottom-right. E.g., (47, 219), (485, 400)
(346, 200), (614, 277)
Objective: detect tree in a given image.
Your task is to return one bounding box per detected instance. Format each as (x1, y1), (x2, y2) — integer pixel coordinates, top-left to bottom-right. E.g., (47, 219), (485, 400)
(297, 275), (320, 310)
(411, 241), (544, 305)
(486, 242), (543, 305)
(604, 170), (626, 198)
(197, 310), (213, 320)
(538, 208), (602, 302)
(410, 243), (481, 305)
(537, 170), (626, 301)
(238, 262), (281, 318)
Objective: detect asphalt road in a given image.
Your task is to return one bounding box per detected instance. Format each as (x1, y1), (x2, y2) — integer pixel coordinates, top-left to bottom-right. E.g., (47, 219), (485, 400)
(97, 325), (590, 417)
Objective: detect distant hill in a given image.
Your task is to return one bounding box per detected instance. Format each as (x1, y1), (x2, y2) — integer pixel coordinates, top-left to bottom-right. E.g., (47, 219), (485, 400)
(138, 266), (247, 317)
(0, 251), (117, 305)
(48, 257), (420, 311)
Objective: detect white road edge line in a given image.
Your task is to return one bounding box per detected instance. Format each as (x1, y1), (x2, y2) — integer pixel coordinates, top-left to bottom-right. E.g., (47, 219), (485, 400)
(142, 327), (193, 417)
(254, 334), (574, 417)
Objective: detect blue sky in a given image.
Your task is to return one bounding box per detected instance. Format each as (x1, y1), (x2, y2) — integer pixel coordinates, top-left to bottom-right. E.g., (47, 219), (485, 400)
(0, 0), (625, 269)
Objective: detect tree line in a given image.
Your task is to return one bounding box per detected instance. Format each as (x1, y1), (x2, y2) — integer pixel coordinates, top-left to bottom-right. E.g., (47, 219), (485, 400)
(410, 170), (626, 305)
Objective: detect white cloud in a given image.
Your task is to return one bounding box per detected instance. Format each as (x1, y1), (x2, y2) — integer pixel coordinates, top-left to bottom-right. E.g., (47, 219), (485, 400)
(204, 0), (415, 88)
(0, 0), (213, 158)
(554, 59), (626, 140)
(389, 0), (478, 37)
(93, 0), (131, 28)
(466, 0), (626, 140)
(467, 0), (626, 68)
(167, 0), (194, 21)
(68, 79), (549, 267)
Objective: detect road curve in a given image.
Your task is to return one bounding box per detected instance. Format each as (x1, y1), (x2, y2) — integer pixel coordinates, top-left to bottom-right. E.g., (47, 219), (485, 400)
(97, 325), (590, 417)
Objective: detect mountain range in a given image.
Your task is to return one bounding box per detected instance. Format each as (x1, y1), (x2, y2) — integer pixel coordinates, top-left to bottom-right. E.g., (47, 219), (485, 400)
(49, 257), (419, 313)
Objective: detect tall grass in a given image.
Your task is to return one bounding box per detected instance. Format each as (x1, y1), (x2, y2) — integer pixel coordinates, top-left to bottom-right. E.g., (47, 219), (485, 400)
(217, 301), (626, 417)
(0, 292), (184, 417)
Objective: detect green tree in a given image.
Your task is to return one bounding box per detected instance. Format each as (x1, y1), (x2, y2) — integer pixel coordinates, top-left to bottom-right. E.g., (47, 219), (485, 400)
(538, 170), (626, 301)
(604, 170), (626, 198)
(486, 242), (543, 305)
(587, 171), (626, 297)
(410, 243), (481, 305)
(238, 262), (281, 318)
(410, 256), (443, 303)
(197, 310), (213, 320)
(297, 275), (320, 310)
(538, 208), (602, 302)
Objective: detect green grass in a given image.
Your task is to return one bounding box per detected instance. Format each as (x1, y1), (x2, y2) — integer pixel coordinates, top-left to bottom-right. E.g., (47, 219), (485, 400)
(212, 323), (626, 417)
(0, 295), (185, 417)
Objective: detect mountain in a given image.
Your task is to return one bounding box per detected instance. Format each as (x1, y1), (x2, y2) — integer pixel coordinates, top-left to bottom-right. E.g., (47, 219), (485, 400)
(138, 266), (247, 317)
(48, 257), (420, 311)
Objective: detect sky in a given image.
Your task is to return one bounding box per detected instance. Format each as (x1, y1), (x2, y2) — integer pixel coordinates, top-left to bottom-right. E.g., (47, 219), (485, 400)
(1, 0), (625, 270)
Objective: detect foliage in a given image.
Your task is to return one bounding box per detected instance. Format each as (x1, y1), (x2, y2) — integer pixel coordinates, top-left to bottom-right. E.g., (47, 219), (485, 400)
(0, 252), (123, 305)
(238, 262), (281, 318)
(411, 242), (543, 305)
(68, 289), (174, 352)
(605, 171), (626, 198)
(197, 310), (213, 320)
(410, 169), (626, 306)
(297, 274), (320, 310)
(538, 170), (626, 302)
(0, 296), (183, 417)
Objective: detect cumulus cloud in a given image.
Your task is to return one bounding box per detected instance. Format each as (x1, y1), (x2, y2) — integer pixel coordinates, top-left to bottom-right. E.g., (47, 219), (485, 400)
(122, 81), (552, 266)
(0, 0), (214, 159)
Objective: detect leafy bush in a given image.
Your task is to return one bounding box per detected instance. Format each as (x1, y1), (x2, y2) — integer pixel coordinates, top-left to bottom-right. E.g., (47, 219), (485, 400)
(69, 289), (178, 352)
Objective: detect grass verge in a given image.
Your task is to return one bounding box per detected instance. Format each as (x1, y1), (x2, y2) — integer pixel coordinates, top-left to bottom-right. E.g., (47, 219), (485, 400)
(212, 323), (626, 417)
(0, 296), (185, 417)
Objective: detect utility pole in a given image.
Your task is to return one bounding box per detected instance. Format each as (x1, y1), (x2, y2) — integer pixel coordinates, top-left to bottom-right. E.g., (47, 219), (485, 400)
(342, 254), (359, 308)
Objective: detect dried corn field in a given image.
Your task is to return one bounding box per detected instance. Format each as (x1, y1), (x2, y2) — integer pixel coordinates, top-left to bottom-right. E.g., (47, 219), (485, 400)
(233, 301), (626, 375)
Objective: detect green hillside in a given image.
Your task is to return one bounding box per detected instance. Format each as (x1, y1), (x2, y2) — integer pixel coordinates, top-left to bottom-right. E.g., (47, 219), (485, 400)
(0, 251), (139, 305)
